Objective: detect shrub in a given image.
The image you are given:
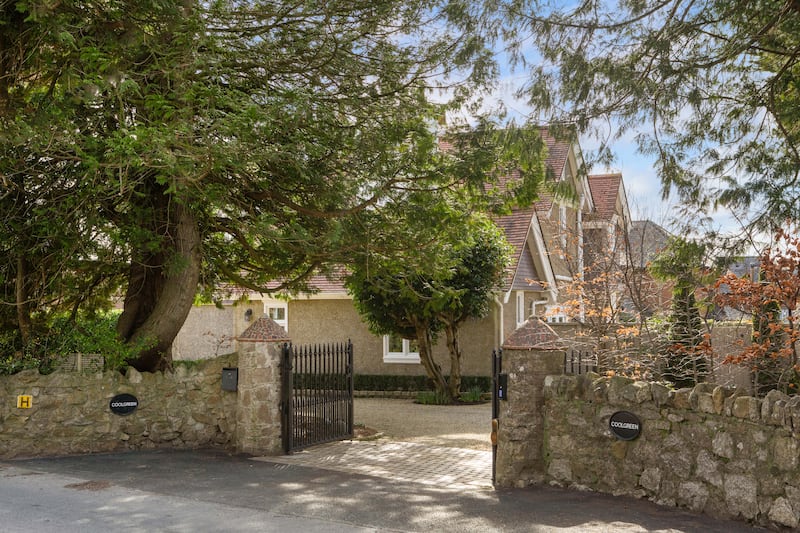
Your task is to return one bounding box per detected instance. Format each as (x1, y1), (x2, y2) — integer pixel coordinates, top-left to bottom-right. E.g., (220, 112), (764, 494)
(0, 311), (150, 375)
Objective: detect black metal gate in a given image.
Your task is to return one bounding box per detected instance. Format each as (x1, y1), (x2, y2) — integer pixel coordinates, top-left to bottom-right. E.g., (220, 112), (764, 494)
(491, 348), (503, 485)
(280, 341), (354, 454)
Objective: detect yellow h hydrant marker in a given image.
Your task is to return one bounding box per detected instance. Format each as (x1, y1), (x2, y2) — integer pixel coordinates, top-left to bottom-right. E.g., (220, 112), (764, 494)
(17, 395), (32, 408)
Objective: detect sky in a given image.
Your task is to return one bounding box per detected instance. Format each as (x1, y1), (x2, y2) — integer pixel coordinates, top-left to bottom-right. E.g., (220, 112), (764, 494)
(481, 67), (743, 238)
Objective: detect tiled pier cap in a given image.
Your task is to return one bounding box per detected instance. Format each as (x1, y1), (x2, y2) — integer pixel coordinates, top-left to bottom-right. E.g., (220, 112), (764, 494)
(237, 316), (290, 342)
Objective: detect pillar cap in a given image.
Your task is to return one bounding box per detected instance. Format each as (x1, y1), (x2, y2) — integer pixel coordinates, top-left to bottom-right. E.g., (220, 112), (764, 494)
(237, 317), (290, 342)
(503, 318), (565, 351)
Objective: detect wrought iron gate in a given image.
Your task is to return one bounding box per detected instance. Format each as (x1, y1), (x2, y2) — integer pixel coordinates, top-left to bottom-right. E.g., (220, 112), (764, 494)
(280, 341), (354, 453)
(491, 348), (502, 485)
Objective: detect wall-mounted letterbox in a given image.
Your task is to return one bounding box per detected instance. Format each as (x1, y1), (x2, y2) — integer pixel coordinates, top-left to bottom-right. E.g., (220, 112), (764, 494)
(221, 367), (238, 391)
(497, 373), (508, 401)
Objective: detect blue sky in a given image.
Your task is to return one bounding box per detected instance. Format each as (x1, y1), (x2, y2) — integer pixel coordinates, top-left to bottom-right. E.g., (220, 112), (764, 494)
(482, 67), (743, 237)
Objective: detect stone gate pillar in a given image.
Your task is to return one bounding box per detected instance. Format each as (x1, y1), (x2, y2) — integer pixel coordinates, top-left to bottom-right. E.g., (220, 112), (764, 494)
(235, 317), (289, 455)
(495, 318), (565, 487)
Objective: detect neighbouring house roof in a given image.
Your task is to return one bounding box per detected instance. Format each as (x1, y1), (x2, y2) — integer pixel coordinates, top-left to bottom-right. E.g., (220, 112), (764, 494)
(628, 220), (671, 269)
(727, 257), (761, 280)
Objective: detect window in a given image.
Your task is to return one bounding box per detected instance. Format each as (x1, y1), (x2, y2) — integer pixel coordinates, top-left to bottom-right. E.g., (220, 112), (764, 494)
(265, 303), (288, 331)
(516, 292), (526, 327)
(383, 334), (420, 364)
(545, 305), (567, 324)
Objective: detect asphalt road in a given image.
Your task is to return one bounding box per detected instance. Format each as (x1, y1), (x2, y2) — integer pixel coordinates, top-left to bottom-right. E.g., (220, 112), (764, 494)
(1, 449), (764, 532)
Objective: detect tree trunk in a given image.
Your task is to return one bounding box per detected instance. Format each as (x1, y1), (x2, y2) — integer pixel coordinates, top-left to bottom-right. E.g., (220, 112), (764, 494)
(15, 255), (32, 348)
(117, 201), (201, 372)
(415, 324), (453, 402)
(444, 323), (462, 400)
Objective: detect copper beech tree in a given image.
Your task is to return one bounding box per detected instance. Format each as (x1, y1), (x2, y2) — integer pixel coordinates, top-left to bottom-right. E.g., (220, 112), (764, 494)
(714, 229), (800, 395)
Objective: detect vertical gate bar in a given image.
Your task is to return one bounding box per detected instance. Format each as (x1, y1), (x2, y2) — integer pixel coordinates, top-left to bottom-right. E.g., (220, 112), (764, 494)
(294, 344), (300, 449)
(332, 343), (338, 439)
(347, 340), (354, 435)
(327, 344), (333, 441)
(294, 345), (299, 449)
(300, 345), (306, 447)
(313, 344), (319, 445)
(322, 343), (328, 442)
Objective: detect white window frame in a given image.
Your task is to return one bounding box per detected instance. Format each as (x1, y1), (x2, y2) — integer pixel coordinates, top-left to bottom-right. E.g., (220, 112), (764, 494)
(383, 334), (420, 364)
(264, 302), (288, 332)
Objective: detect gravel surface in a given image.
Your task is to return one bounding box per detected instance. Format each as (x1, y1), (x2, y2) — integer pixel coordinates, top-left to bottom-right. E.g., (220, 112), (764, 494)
(353, 397), (492, 451)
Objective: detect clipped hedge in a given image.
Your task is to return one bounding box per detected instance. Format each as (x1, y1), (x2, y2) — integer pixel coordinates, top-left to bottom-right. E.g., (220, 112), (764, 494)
(354, 374), (490, 392)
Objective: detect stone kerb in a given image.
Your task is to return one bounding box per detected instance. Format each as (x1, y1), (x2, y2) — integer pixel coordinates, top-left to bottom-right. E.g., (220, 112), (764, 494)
(495, 319), (566, 487)
(235, 317), (289, 456)
(542, 374), (800, 529)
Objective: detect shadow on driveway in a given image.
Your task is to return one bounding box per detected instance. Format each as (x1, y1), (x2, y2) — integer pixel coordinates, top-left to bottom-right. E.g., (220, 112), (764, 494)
(4, 449), (764, 532)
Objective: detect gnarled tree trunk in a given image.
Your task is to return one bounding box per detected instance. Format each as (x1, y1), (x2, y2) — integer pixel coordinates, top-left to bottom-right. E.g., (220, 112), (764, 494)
(117, 200), (201, 372)
(444, 323), (462, 400)
(415, 323), (453, 403)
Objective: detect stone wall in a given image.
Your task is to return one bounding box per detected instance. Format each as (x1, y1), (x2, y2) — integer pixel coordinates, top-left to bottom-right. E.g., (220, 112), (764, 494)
(540, 374), (800, 529)
(494, 348), (565, 487)
(0, 354), (239, 459)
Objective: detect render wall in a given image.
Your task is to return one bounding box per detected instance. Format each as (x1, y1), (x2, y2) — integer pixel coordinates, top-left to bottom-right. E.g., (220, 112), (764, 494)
(287, 298), (495, 378)
(172, 305), (238, 361)
(0, 354), (239, 459)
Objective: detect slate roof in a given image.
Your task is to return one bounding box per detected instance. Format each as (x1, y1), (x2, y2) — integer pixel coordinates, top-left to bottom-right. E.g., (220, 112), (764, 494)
(628, 220), (671, 268)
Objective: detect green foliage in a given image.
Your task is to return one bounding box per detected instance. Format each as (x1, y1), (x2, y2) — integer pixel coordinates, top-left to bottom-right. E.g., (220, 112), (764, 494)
(0, 312), (148, 375)
(1, 0), (508, 370)
(501, 0), (800, 229)
(459, 386), (486, 403)
(649, 237), (713, 386)
(415, 390), (452, 405)
(354, 374), (490, 392)
(347, 209), (512, 402)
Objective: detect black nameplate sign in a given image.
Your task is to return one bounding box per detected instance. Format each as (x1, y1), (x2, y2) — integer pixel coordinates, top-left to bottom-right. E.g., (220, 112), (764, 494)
(609, 411), (642, 441)
(109, 393), (139, 416)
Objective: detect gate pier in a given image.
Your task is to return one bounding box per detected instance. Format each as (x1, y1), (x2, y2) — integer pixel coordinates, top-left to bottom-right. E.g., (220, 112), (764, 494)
(235, 317), (289, 456)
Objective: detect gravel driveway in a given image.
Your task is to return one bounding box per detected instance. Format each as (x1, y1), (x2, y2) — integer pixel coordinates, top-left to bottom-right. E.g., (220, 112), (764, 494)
(353, 397), (492, 451)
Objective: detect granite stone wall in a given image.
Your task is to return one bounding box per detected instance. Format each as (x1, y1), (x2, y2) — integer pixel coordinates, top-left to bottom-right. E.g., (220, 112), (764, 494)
(541, 374), (800, 529)
(0, 353), (239, 459)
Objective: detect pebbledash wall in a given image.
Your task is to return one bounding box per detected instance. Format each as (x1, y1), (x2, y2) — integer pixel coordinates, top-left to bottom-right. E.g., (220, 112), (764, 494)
(0, 318), (287, 460)
(494, 340), (800, 530)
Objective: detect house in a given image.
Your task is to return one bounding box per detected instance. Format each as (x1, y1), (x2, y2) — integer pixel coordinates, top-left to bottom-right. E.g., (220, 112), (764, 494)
(173, 129), (635, 381)
(624, 220), (674, 318)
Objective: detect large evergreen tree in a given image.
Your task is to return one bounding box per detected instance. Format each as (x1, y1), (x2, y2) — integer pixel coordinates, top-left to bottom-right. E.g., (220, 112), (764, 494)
(0, 0), (501, 370)
(650, 237), (711, 386)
